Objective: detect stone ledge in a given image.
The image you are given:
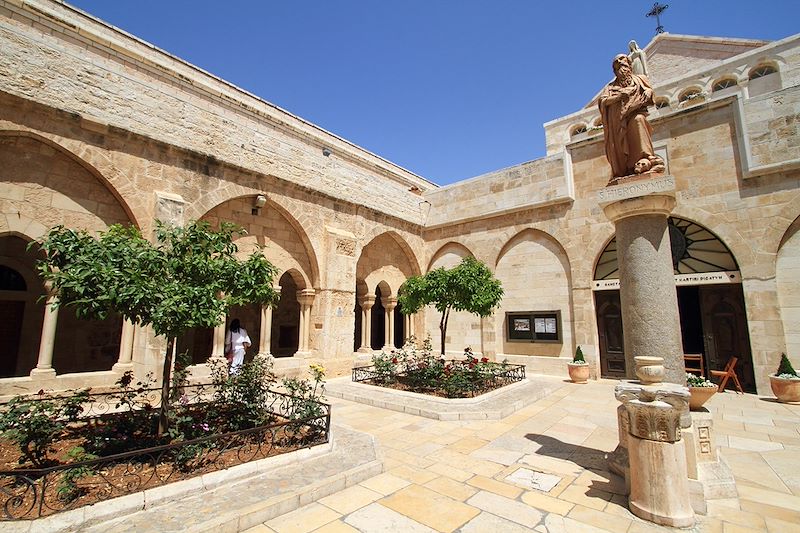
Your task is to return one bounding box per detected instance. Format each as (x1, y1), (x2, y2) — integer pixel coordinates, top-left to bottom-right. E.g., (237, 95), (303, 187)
(325, 375), (566, 420)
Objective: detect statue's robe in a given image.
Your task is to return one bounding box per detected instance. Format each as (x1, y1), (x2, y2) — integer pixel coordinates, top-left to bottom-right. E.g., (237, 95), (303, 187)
(599, 74), (658, 178)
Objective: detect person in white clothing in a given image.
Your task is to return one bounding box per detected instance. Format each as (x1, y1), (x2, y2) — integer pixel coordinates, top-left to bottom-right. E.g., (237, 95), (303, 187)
(224, 318), (251, 373)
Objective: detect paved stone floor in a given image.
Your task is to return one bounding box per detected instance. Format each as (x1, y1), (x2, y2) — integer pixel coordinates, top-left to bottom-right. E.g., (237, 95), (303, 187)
(244, 377), (800, 533)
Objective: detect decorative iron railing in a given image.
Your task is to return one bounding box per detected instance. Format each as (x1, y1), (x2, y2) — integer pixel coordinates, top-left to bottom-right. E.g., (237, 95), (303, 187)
(351, 360), (526, 397)
(0, 389), (330, 520)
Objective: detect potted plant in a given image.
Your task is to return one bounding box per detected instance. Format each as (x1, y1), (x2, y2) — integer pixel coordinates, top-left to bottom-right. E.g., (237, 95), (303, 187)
(686, 372), (716, 411)
(770, 353), (800, 403)
(568, 346), (590, 384)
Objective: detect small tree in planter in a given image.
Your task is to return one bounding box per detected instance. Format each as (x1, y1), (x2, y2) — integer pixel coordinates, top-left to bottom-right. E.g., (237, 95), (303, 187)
(35, 221), (280, 435)
(398, 256), (503, 356)
(568, 346), (590, 383)
(770, 353), (800, 403)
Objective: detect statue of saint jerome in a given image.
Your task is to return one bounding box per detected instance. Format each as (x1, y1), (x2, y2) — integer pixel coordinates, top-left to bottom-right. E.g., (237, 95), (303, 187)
(598, 54), (665, 179)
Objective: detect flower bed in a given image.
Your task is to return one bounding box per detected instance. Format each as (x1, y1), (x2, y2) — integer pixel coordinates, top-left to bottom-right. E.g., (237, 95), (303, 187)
(0, 358), (329, 520)
(352, 341), (525, 398)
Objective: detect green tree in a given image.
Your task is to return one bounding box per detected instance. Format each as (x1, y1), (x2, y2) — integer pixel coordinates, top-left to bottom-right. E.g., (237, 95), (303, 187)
(398, 256), (503, 356)
(35, 220), (280, 436)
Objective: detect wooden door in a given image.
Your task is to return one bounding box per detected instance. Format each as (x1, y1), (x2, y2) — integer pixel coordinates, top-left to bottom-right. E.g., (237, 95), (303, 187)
(700, 285), (755, 392)
(596, 291), (626, 378)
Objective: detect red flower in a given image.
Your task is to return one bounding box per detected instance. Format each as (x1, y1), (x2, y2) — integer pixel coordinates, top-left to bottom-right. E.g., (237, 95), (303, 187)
(469, 363), (476, 369)
(481, 357), (489, 363)
(392, 357), (398, 364)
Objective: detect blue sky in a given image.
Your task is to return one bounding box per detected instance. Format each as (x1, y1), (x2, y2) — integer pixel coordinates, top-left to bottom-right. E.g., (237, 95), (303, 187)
(67, 1), (800, 186)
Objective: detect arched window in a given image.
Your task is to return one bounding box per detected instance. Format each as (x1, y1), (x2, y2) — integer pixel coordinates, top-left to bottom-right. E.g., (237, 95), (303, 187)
(570, 125), (587, 138)
(749, 64), (777, 80)
(654, 98), (670, 109)
(712, 78), (737, 92)
(679, 88), (704, 103)
(0, 265), (26, 291)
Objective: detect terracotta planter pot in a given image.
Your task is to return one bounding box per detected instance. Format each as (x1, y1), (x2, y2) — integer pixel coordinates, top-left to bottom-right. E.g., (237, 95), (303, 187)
(770, 375), (800, 403)
(688, 386), (716, 411)
(568, 362), (590, 384)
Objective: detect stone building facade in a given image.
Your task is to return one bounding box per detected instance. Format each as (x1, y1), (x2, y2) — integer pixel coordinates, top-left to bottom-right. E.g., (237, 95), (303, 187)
(1, 0), (798, 396)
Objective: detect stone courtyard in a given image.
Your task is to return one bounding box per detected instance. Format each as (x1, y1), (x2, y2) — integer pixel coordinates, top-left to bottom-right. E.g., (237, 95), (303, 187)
(72, 378), (799, 533)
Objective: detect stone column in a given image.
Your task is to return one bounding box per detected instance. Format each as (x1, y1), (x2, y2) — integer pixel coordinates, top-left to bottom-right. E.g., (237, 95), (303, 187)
(211, 320), (227, 361)
(404, 313), (414, 344)
(600, 175), (685, 384)
(616, 382), (694, 527)
(258, 304), (273, 357)
(112, 320), (136, 373)
(296, 289), (316, 356)
(358, 295), (375, 353)
(31, 282), (58, 378)
(383, 297), (397, 351)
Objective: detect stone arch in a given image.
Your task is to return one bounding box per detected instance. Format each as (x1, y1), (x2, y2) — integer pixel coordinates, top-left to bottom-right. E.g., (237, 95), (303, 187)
(357, 232), (417, 296)
(201, 195), (316, 289)
(427, 242), (474, 272)
(776, 216), (800, 366)
(0, 132), (134, 378)
(0, 130), (140, 228)
(495, 229), (574, 358)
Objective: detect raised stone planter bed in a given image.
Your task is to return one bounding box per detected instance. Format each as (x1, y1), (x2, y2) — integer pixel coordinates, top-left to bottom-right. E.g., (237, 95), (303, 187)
(326, 375), (566, 420)
(0, 385), (330, 522)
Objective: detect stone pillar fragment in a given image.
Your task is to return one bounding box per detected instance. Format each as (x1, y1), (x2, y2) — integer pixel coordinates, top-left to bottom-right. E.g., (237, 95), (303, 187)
(616, 382), (694, 527)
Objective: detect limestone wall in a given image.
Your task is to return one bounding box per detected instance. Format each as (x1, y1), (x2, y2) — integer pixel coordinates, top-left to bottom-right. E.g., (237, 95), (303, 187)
(0, 0), (434, 230)
(422, 156), (573, 228)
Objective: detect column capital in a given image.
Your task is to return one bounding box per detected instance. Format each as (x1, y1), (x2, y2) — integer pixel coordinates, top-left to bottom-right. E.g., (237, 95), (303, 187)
(382, 297), (398, 311)
(615, 382), (689, 442)
(296, 288), (316, 306)
(359, 294), (376, 308)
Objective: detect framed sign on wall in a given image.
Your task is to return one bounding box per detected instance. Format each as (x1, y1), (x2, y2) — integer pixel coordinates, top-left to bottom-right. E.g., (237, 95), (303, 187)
(506, 310), (562, 343)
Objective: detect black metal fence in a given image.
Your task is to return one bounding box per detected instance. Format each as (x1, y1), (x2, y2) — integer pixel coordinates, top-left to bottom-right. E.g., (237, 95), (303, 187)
(0, 387), (330, 520)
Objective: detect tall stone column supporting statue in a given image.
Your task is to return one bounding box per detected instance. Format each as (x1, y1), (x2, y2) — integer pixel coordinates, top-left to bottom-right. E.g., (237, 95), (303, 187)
(358, 295), (375, 353)
(31, 281), (59, 379)
(601, 183), (685, 384)
(382, 297), (397, 351)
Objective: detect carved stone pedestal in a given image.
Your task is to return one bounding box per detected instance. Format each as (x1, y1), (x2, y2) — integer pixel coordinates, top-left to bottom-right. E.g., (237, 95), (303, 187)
(615, 382), (694, 528)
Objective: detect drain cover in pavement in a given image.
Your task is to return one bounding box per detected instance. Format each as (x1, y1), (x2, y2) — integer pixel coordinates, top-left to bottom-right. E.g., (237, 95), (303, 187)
(505, 468), (562, 492)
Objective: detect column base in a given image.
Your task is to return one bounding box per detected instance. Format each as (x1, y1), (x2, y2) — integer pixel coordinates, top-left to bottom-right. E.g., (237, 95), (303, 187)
(357, 346), (373, 354)
(112, 362), (134, 374)
(29, 367), (57, 379)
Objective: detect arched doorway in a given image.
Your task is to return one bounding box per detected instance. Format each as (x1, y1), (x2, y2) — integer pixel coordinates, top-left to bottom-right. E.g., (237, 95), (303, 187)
(593, 217), (756, 392)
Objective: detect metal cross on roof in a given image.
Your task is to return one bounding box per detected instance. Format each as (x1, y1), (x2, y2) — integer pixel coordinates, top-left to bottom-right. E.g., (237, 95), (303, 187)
(646, 2), (669, 34)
